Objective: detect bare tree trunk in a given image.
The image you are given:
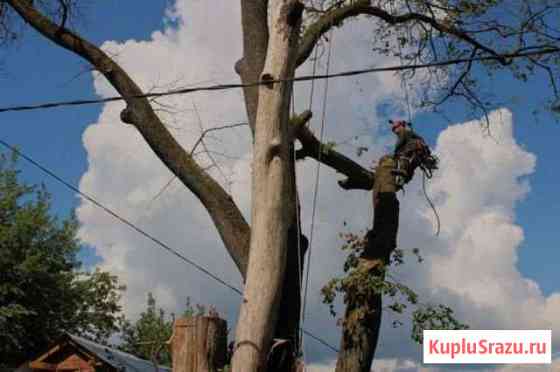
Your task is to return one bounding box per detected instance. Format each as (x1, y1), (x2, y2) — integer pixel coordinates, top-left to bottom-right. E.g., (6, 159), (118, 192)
(267, 221), (307, 372)
(231, 1), (303, 371)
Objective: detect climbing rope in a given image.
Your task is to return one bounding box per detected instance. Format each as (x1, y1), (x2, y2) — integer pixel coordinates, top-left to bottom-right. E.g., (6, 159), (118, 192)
(296, 31), (321, 369)
(393, 3), (413, 124)
(393, 8), (441, 236)
(300, 29), (334, 366)
(421, 167), (441, 236)
(292, 70), (305, 364)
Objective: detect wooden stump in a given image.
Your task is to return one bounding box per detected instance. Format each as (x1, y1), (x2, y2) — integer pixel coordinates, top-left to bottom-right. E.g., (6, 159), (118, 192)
(172, 316), (228, 372)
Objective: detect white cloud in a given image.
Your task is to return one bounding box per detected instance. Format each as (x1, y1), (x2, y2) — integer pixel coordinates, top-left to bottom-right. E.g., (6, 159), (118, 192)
(75, 0), (559, 370)
(417, 110), (559, 336)
(307, 358), (419, 372)
(495, 358), (560, 371)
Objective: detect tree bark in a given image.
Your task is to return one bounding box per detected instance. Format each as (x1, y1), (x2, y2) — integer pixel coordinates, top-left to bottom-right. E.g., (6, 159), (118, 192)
(267, 221), (307, 372)
(237, 0), (269, 132)
(336, 170), (400, 372)
(6, 0), (251, 276)
(336, 290), (382, 372)
(172, 316), (228, 372)
(231, 1), (304, 371)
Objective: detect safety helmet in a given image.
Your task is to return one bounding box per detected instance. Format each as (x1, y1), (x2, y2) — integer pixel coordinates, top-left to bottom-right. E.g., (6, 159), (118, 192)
(389, 119), (409, 132)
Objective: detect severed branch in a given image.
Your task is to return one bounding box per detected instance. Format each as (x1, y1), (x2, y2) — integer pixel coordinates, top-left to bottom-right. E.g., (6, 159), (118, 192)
(291, 110), (374, 190)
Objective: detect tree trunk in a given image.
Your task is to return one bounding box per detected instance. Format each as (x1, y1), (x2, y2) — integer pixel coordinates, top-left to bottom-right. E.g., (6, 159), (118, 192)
(172, 316), (228, 372)
(336, 291), (382, 372)
(231, 1), (303, 371)
(267, 221), (308, 372)
(336, 158), (400, 372)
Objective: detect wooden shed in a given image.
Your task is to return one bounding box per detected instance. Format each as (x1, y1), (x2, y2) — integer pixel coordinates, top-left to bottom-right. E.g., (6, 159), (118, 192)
(16, 334), (170, 372)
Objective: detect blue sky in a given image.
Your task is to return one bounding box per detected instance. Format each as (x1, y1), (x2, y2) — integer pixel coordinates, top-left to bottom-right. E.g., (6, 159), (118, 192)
(0, 1), (171, 265)
(2, 1), (557, 294)
(1, 1), (559, 369)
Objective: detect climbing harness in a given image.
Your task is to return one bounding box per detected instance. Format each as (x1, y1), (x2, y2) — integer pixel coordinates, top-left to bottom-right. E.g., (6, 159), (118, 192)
(390, 121), (438, 187)
(387, 119), (441, 235)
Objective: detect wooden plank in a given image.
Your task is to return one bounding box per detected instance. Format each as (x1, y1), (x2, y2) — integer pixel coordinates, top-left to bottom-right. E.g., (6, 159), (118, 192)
(29, 361), (57, 370)
(34, 345), (62, 363)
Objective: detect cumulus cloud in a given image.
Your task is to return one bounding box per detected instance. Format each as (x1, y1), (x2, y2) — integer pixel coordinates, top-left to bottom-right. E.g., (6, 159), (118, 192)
(420, 110), (559, 335)
(76, 0), (401, 342)
(308, 358), (419, 372)
(75, 1), (558, 370)
(371, 109), (559, 370)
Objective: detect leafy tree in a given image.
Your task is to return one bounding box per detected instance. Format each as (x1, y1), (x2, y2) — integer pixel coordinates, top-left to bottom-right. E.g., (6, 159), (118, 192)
(321, 232), (468, 349)
(119, 294), (208, 366)
(119, 293), (174, 366)
(0, 152), (125, 366)
(2, 1), (560, 371)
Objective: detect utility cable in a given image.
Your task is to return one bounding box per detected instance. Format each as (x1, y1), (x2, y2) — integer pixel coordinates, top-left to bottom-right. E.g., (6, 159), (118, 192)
(0, 138), (341, 353)
(0, 48), (557, 114)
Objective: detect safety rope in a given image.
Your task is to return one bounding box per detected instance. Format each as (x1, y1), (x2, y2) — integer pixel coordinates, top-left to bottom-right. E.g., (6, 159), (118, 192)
(421, 167), (441, 236)
(393, 3), (413, 124)
(392, 4), (440, 236)
(296, 32), (321, 370)
(291, 70), (305, 365)
(301, 29), (334, 366)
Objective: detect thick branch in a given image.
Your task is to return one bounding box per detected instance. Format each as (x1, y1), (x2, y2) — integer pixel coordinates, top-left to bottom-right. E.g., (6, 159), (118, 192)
(237, 0), (269, 131)
(292, 111), (374, 190)
(297, 0), (506, 67)
(8, 0), (251, 276)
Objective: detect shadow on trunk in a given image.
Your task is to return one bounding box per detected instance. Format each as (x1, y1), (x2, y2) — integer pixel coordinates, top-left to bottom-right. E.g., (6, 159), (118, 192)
(267, 222), (308, 372)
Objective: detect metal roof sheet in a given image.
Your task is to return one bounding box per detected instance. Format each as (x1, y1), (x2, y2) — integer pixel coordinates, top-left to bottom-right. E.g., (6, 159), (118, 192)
(68, 334), (171, 372)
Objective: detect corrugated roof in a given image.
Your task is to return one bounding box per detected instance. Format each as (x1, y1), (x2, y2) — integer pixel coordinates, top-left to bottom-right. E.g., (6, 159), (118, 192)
(68, 334), (171, 372)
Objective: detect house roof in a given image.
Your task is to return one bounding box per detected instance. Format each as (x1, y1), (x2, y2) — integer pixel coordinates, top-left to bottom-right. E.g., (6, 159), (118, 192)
(67, 334), (171, 372)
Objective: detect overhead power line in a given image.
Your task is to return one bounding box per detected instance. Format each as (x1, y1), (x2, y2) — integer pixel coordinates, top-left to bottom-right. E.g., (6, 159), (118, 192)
(0, 138), (244, 296)
(0, 138), (340, 354)
(0, 48), (558, 114)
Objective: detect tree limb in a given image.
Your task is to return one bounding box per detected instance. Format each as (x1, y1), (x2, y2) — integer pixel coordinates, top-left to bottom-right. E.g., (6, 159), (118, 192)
(297, 0), (507, 67)
(7, 0), (251, 277)
(292, 110), (374, 190)
(237, 0), (270, 131)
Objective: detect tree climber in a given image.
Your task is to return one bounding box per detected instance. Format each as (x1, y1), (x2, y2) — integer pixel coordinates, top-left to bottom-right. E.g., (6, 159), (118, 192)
(361, 120), (437, 265)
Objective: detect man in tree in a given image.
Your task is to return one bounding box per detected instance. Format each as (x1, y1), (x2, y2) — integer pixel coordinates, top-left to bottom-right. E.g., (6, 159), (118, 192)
(391, 120), (437, 188)
(363, 120), (436, 264)
(2, 1), (560, 371)
(0, 152), (125, 367)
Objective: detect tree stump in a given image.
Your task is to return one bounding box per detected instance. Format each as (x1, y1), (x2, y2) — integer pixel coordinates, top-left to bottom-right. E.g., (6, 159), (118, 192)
(172, 316), (228, 372)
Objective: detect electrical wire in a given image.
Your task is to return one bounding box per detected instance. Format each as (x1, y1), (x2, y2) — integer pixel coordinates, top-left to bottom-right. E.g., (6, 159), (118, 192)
(0, 138), (342, 353)
(0, 48), (557, 114)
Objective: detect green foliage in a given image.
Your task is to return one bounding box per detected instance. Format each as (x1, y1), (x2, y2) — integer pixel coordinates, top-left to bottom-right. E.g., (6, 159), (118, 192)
(119, 295), (210, 366)
(119, 293), (174, 366)
(0, 152), (125, 366)
(321, 231), (467, 343)
(412, 304), (469, 343)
